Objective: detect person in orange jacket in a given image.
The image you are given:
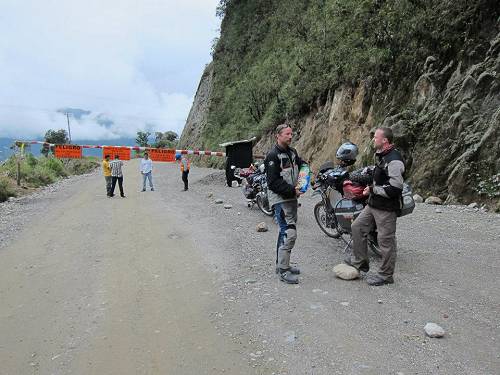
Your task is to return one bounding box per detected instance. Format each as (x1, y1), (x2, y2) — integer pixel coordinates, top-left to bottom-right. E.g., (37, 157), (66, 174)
(102, 154), (112, 196)
(176, 153), (190, 191)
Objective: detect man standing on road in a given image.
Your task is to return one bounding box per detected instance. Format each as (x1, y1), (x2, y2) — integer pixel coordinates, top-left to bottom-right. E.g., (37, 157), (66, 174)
(102, 154), (112, 197)
(140, 152), (154, 192)
(175, 153), (190, 191)
(345, 127), (405, 286)
(265, 124), (308, 284)
(109, 155), (126, 198)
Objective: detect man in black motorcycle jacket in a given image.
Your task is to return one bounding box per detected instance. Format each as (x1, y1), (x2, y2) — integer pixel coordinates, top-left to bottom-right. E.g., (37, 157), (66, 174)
(265, 124), (307, 284)
(346, 127), (405, 286)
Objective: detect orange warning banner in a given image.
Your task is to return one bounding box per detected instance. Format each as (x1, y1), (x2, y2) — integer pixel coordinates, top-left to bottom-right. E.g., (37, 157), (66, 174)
(54, 145), (82, 159)
(102, 146), (131, 160)
(147, 148), (176, 162)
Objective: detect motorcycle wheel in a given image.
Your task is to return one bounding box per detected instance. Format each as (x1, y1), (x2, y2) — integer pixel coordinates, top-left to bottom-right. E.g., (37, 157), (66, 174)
(314, 201), (341, 238)
(256, 193), (274, 216)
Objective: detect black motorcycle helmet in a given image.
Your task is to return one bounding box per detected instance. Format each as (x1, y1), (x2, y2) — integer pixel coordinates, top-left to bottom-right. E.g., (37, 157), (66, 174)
(335, 141), (358, 166)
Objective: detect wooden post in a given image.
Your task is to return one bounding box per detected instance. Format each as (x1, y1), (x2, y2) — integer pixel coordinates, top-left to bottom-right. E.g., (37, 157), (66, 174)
(16, 155), (21, 186)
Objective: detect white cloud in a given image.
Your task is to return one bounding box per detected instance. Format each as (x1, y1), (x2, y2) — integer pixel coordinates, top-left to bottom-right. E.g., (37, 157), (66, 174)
(0, 0), (220, 141)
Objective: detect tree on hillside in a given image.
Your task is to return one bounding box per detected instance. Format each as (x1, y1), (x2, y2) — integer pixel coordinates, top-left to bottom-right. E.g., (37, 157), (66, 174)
(42, 129), (69, 156)
(136, 131), (151, 147)
(154, 131), (178, 149)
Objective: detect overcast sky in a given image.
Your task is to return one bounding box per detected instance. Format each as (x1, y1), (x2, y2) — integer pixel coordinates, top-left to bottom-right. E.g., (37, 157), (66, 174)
(0, 0), (220, 141)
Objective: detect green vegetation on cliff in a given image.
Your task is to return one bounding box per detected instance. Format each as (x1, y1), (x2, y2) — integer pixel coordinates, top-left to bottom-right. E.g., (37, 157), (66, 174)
(204, 0), (498, 147)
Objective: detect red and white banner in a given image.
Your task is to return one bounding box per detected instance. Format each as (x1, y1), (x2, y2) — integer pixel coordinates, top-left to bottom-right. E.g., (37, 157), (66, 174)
(15, 141), (227, 161)
(102, 146), (131, 160)
(54, 145), (82, 159)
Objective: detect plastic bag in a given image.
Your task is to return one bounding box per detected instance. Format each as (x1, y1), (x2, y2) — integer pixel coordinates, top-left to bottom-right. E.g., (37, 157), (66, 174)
(296, 164), (311, 193)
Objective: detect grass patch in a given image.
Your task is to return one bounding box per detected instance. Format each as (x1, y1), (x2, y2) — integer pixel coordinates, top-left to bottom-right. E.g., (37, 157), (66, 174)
(0, 176), (16, 202)
(0, 154), (100, 201)
(63, 157), (100, 175)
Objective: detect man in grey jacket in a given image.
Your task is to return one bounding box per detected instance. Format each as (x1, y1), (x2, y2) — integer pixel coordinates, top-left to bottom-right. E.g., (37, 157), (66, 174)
(265, 124), (308, 284)
(346, 127), (405, 286)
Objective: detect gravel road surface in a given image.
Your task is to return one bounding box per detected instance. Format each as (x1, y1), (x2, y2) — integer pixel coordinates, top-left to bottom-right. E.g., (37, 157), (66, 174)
(1, 160), (499, 375)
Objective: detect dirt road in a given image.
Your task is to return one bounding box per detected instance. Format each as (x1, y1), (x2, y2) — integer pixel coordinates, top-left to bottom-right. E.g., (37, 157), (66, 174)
(1, 160), (499, 375)
(0, 161), (275, 375)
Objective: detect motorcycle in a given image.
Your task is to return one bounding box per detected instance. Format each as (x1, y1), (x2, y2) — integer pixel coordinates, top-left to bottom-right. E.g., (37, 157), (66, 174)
(312, 160), (381, 256)
(233, 164), (274, 217)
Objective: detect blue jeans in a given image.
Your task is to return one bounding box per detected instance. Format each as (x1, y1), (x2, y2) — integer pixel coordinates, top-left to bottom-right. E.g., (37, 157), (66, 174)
(142, 172), (153, 190)
(274, 203), (288, 265)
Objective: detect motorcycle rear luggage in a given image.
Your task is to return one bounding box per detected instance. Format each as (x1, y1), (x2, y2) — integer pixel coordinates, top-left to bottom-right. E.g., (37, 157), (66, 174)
(342, 180), (365, 200)
(334, 199), (364, 233)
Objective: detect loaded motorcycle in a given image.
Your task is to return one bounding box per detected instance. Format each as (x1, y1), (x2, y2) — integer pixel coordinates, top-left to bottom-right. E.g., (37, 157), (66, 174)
(311, 142), (381, 256)
(233, 164), (274, 216)
(312, 141), (415, 255)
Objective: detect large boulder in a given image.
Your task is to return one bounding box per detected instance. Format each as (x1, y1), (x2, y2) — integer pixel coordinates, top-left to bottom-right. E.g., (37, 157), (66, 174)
(413, 194), (424, 203)
(256, 222), (269, 232)
(425, 196), (443, 205)
(424, 323), (445, 338)
(333, 264), (360, 280)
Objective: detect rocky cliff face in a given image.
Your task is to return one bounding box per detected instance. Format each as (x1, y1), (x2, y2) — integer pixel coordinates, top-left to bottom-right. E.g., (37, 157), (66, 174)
(179, 63), (214, 150)
(406, 34), (500, 206)
(181, 30), (500, 209)
(254, 31), (500, 208)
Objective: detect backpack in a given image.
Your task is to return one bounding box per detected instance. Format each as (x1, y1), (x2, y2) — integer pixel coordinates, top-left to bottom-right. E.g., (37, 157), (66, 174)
(380, 151), (415, 217)
(399, 182), (415, 217)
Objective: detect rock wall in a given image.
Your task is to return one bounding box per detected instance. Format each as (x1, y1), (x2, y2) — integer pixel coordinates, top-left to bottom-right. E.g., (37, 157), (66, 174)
(181, 32), (500, 208)
(179, 63), (214, 150)
(253, 32), (500, 207)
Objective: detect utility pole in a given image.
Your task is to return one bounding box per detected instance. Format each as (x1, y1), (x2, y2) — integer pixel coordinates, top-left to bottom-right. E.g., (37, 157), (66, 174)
(66, 112), (72, 144)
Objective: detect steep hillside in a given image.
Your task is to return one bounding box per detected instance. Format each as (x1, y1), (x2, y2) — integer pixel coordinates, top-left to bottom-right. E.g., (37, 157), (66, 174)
(180, 0), (500, 207)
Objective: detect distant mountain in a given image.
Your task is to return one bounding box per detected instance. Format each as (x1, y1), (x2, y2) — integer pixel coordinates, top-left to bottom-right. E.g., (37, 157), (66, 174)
(56, 107), (91, 120)
(0, 138), (29, 161)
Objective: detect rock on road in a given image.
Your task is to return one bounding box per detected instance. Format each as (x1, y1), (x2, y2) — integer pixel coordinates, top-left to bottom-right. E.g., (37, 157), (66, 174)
(0, 159), (499, 375)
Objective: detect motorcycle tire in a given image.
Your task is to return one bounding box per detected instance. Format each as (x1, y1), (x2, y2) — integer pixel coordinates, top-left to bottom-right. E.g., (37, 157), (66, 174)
(256, 193), (274, 216)
(314, 201), (341, 238)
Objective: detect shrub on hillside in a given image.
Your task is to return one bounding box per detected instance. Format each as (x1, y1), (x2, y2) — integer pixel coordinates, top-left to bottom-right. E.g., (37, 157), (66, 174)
(25, 165), (58, 186)
(64, 157), (100, 175)
(0, 157), (31, 181)
(26, 153), (38, 168)
(39, 157), (67, 178)
(0, 176), (16, 202)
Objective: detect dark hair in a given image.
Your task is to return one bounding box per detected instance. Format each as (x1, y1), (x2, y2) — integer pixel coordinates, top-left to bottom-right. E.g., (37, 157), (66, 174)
(115, 155), (120, 159)
(378, 127), (394, 143)
(144, 152), (149, 156)
(105, 154), (110, 159)
(275, 123), (291, 135)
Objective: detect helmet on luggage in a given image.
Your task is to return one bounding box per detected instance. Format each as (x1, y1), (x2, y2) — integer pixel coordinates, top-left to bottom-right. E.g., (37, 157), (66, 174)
(335, 142), (358, 166)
